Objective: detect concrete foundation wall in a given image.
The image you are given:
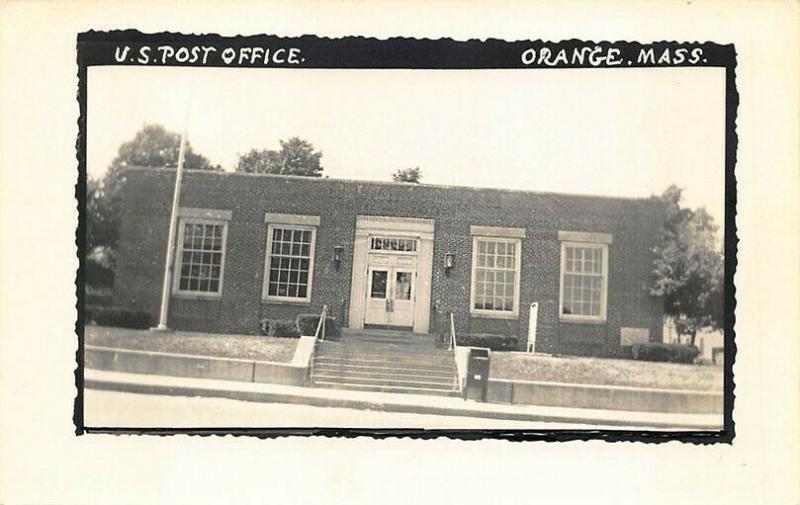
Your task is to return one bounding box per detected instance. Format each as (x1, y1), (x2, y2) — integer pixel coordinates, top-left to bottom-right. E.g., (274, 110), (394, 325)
(486, 378), (723, 414)
(85, 345), (309, 386)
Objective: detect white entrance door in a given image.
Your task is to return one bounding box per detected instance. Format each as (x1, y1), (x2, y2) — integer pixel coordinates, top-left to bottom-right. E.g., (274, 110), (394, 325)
(365, 266), (416, 328)
(349, 216), (435, 334)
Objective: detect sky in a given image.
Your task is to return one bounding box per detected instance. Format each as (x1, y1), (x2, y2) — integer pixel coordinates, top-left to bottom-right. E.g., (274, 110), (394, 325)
(87, 65), (726, 223)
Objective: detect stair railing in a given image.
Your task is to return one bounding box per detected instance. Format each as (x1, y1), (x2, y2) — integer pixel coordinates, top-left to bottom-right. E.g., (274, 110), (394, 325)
(449, 312), (457, 351)
(449, 312), (461, 392)
(315, 304), (328, 342)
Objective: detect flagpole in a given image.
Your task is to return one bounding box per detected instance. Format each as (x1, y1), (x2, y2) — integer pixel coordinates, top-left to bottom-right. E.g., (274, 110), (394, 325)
(153, 108), (190, 331)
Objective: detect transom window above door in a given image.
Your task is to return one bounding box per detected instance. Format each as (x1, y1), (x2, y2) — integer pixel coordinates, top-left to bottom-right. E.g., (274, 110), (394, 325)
(370, 237), (417, 252)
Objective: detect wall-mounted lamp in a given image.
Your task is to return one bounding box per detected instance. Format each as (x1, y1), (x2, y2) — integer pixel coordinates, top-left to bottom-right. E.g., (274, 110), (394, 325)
(333, 246), (344, 268)
(444, 252), (455, 273)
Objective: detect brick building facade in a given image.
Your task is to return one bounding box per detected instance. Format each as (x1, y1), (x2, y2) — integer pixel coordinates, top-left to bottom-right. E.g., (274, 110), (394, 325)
(114, 167), (664, 357)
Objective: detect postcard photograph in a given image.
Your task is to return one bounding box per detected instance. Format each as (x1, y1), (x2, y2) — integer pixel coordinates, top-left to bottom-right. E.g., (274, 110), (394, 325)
(79, 35), (731, 437)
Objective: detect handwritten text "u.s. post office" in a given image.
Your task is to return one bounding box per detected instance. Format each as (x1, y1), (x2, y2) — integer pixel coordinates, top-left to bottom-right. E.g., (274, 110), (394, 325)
(114, 45), (304, 66)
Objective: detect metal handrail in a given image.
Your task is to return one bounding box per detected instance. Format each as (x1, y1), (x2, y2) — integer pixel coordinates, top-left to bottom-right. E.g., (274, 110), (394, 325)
(314, 304), (328, 341)
(449, 312), (457, 351)
(449, 312), (460, 392)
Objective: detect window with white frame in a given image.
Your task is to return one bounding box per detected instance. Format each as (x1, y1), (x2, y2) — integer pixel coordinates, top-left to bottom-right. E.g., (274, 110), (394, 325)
(263, 224), (316, 301)
(471, 237), (521, 316)
(560, 242), (608, 320)
(174, 219), (228, 295)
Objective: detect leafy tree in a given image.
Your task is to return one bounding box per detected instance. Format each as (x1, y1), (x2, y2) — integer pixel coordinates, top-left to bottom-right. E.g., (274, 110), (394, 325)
(392, 167), (422, 183)
(86, 124), (218, 277)
(103, 124), (219, 196)
(236, 137), (323, 177)
(86, 177), (114, 254)
(651, 185), (724, 346)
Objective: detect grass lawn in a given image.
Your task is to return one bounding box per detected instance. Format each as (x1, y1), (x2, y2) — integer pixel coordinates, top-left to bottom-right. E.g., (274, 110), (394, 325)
(490, 352), (723, 392)
(85, 325), (298, 363)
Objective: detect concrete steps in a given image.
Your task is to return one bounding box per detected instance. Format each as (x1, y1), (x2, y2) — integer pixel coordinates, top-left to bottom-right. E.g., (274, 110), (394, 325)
(312, 381), (462, 397)
(311, 330), (459, 397)
(312, 364), (455, 379)
(314, 352), (454, 365)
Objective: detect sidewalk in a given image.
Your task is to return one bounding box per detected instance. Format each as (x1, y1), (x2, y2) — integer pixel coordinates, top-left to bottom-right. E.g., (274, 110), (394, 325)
(84, 368), (723, 430)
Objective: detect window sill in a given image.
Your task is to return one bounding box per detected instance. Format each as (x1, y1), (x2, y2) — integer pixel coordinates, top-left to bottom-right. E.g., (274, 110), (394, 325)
(560, 316), (607, 325)
(172, 292), (223, 301)
(262, 297), (313, 306)
(470, 310), (519, 320)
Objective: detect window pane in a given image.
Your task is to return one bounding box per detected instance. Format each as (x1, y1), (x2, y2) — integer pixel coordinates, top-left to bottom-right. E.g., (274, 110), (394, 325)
(371, 270), (387, 298)
(473, 239), (517, 312)
(395, 271), (412, 300)
(561, 246), (605, 316)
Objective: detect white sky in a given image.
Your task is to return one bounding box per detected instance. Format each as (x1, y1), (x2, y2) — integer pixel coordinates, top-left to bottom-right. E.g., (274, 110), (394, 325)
(87, 65), (726, 223)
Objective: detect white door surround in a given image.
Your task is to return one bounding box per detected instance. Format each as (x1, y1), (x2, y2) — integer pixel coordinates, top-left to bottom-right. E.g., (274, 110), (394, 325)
(348, 215), (434, 334)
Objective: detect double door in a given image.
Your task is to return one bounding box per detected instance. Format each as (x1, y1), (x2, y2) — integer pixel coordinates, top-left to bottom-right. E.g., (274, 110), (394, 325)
(365, 263), (416, 328)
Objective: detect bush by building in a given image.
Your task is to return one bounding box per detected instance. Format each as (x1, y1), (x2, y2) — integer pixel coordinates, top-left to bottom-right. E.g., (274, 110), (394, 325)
(259, 318), (301, 338)
(295, 313), (342, 340)
(86, 306), (152, 329)
(456, 333), (518, 351)
(631, 342), (699, 364)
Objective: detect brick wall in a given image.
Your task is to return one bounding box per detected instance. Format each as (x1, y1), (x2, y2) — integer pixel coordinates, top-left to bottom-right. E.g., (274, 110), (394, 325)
(115, 168), (664, 357)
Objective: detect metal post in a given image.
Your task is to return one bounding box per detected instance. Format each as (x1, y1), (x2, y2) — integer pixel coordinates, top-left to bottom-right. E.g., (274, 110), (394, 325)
(527, 302), (539, 353)
(153, 128), (188, 331)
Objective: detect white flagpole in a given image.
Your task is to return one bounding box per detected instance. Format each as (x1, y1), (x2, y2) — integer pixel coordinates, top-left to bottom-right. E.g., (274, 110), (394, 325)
(153, 103), (191, 331)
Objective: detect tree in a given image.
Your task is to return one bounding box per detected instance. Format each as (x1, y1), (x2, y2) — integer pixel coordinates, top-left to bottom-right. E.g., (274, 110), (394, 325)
(236, 137), (323, 177)
(103, 123), (219, 196)
(651, 185), (724, 346)
(392, 167), (422, 183)
(86, 177), (114, 254)
(86, 124), (218, 276)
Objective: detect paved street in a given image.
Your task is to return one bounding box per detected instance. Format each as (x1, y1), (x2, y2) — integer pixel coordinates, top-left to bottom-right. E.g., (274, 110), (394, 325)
(84, 388), (638, 430)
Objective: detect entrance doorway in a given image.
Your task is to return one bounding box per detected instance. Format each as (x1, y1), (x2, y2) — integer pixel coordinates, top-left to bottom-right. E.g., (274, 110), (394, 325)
(366, 266), (416, 328)
(348, 215), (434, 334)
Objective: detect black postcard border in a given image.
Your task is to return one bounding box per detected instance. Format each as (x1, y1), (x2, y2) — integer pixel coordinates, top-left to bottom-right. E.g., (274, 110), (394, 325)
(74, 31), (738, 444)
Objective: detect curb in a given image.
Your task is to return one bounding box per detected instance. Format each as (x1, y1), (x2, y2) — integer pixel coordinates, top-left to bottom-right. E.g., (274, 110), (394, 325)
(85, 371), (722, 430)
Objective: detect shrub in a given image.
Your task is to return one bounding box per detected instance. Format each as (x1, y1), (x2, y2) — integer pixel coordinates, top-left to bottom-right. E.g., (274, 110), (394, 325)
(295, 313), (341, 341)
(631, 342), (699, 363)
(456, 333), (518, 351)
(85, 286), (113, 307)
(85, 257), (115, 288)
(85, 306), (152, 329)
(259, 318), (300, 338)
(259, 318), (272, 336)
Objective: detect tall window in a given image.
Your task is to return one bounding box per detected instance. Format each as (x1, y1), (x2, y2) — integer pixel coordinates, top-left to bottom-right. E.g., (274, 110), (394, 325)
(173, 219), (228, 296)
(560, 242), (608, 321)
(263, 224), (316, 302)
(470, 237), (521, 317)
